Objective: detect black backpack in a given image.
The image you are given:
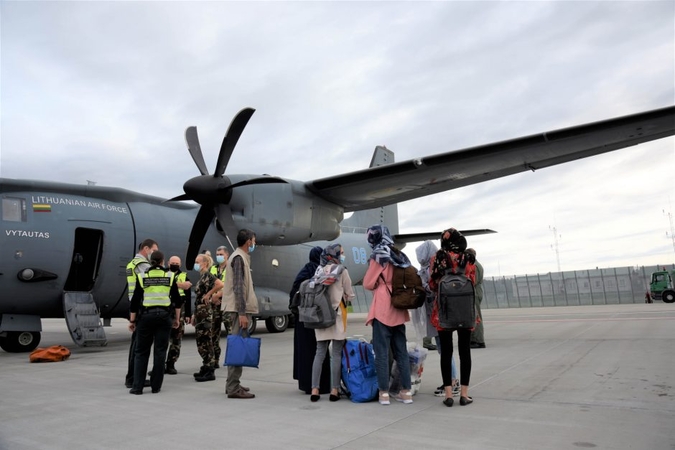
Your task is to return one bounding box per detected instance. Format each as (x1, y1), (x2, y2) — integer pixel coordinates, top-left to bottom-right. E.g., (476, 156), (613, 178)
(437, 272), (476, 329)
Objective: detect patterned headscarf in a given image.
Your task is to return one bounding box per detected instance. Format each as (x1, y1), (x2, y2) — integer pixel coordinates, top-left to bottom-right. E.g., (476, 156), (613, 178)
(431, 228), (475, 280)
(440, 228), (467, 253)
(320, 243), (342, 266)
(366, 224), (411, 267)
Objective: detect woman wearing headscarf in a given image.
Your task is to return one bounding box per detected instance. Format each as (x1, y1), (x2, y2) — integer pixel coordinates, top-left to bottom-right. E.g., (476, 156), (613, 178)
(289, 246), (331, 395)
(363, 225), (414, 405)
(429, 228), (477, 407)
(309, 244), (355, 402)
(416, 241), (460, 398)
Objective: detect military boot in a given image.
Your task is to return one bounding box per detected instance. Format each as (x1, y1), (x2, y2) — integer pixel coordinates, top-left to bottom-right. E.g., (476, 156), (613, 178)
(195, 367), (215, 382)
(165, 362), (177, 375)
(193, 366), (208, 378)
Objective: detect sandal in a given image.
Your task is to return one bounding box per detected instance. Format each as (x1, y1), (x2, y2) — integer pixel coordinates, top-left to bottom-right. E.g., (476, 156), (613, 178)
(379, 392), (390, 405)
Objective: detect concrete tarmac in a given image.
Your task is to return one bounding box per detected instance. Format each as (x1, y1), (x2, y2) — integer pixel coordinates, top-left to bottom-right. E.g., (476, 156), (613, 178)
(0, 303), (673, 450)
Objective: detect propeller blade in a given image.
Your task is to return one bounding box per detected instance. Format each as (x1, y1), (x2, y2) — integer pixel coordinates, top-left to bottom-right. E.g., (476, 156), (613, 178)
(165, 193), (191, 202)
(215, 204), (240, 251)
(214, 108), (256, 177)
(186, 205), (215, 266)
(185, 126), (209, 176)
(227, 176), (288, 190)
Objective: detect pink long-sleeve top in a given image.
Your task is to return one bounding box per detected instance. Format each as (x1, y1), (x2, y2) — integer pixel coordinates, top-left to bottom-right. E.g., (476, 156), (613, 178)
(363, 259), (410, 327)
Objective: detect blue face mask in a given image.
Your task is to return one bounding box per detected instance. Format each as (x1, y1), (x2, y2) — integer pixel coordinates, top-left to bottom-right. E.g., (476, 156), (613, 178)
(216, 255), (225, 264)
(339, 255), (345, 264)
(193, 263), (201, 271)
(248, 243), (255, 253)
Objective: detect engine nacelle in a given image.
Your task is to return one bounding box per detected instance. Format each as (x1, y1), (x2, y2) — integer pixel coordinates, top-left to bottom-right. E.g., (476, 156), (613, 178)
(227, 177), (343, 245)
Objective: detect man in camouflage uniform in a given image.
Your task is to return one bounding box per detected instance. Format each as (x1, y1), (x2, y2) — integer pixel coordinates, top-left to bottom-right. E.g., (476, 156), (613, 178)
(164, 256), (192, 374)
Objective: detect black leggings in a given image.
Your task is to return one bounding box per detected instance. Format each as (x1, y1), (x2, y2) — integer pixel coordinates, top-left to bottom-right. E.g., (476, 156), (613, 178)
(438, 328), (472, 387)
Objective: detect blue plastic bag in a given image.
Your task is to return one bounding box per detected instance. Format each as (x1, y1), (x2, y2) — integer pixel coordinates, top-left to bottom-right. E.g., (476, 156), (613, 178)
(224, 331), (261, 368)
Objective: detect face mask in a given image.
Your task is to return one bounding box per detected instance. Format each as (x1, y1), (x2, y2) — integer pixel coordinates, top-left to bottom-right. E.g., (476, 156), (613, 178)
(193, 263), (201, 271)
(248, 243), (255, 253)
(147, 251), (153, 261)
(216, 255), (225, 264)
(169, 264), (180, 272)
(339, 255), (345, 264)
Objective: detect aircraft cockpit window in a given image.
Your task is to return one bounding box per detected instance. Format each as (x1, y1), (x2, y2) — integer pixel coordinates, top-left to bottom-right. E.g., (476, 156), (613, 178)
(2, 197), (27, 222)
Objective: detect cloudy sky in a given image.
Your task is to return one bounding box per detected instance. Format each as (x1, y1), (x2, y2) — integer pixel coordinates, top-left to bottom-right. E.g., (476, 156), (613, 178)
(2, 1), (674, 277)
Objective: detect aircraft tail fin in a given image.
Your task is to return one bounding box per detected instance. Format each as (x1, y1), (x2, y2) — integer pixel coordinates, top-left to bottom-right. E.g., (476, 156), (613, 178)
(340, 146), (399, 236)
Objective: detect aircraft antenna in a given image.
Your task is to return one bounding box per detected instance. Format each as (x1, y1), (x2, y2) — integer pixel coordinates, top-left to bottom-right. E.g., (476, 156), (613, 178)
(549, 225), (561, 272)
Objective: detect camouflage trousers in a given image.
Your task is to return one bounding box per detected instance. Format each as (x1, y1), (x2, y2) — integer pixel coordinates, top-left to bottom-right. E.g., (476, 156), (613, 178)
(194, 302), (214, 368)
(166, 306), (186, 365)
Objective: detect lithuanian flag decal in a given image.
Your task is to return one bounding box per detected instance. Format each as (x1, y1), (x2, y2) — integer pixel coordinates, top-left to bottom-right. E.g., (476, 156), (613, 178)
(33, 203), (51, 212)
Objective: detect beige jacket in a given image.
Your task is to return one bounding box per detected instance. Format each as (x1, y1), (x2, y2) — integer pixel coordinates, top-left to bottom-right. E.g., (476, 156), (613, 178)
(221, 247), (259, 315)
(314, 265), (355, 342)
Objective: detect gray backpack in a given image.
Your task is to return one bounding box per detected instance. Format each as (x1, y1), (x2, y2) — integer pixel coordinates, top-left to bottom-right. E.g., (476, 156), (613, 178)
(437, 272), (476, 329)
(297, 279), (336, 329)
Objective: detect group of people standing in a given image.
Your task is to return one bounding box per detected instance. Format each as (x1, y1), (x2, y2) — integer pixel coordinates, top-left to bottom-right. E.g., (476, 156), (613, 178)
(291, 224), (482, 407)
(125, 230), (259, 399)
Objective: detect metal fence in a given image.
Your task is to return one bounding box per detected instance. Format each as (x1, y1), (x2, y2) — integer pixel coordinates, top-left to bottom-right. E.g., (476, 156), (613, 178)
(483, 264), (675, 308)
(348, 264), (675, 313)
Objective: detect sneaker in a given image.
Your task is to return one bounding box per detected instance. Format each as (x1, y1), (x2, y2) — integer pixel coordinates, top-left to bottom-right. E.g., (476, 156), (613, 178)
(434, 385), (445, 397)
(452, 383), (461, 397)
(393, 391), (413, 404)
(378, 392), (390, 405)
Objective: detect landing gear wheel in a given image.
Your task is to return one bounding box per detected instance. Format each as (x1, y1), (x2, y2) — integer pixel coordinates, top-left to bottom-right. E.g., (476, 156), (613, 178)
(0, 331), (41, 352)
(265, 315), (289, 333)
(663, 290), (675, 303)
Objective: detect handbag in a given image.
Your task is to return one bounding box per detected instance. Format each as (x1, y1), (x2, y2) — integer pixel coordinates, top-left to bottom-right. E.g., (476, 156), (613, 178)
(224, 330), (261, 368)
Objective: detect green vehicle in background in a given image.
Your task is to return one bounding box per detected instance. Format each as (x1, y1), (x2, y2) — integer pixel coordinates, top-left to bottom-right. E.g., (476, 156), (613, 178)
(649, 269), (675, 303)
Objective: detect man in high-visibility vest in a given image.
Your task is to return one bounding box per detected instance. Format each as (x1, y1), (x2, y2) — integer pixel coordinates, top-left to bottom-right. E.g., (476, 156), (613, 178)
(124, 238), (158, 389)
(164, 255), (193, 375)
(210, 245), (230, 368)
(128, 251), (182, 395)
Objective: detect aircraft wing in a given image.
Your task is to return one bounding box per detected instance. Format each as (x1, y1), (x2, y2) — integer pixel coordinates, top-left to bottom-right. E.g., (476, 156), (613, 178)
(394, 229), (497, 245)
(306, 106), (675, 211)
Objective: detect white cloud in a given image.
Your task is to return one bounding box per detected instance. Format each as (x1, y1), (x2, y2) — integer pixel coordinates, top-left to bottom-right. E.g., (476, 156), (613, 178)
(1, 1), (673, 277)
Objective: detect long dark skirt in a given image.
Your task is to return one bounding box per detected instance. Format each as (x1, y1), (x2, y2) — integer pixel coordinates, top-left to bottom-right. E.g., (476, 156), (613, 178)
(293, 316), (331, 394)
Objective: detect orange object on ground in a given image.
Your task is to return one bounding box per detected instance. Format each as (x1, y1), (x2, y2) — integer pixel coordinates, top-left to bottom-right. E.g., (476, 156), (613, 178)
(29, 345), (71, 362)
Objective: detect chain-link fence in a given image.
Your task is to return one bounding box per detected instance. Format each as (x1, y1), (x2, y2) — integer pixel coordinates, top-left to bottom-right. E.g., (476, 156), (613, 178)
(348, 264), (675, 313)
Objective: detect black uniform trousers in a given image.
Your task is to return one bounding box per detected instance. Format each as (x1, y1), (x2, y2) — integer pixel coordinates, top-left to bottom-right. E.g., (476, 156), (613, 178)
(133, 308), (173, 392)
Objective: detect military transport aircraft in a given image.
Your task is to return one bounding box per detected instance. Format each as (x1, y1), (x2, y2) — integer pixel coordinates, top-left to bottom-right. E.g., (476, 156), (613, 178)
(1, 105), (674, 352)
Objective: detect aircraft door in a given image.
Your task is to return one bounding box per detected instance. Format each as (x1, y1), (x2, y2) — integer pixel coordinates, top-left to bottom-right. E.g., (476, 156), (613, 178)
(64, 228), (103, 292)
(62, 228), (108, 347)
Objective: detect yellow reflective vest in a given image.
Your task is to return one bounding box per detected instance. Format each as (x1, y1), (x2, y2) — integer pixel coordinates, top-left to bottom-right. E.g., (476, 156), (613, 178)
(210, 265), (227, 282)
(126, 256), (148, 301)
(139, 268), (175, 308)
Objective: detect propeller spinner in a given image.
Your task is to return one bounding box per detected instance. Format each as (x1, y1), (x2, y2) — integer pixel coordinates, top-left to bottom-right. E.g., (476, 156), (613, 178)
(168, 107), (287, 265)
